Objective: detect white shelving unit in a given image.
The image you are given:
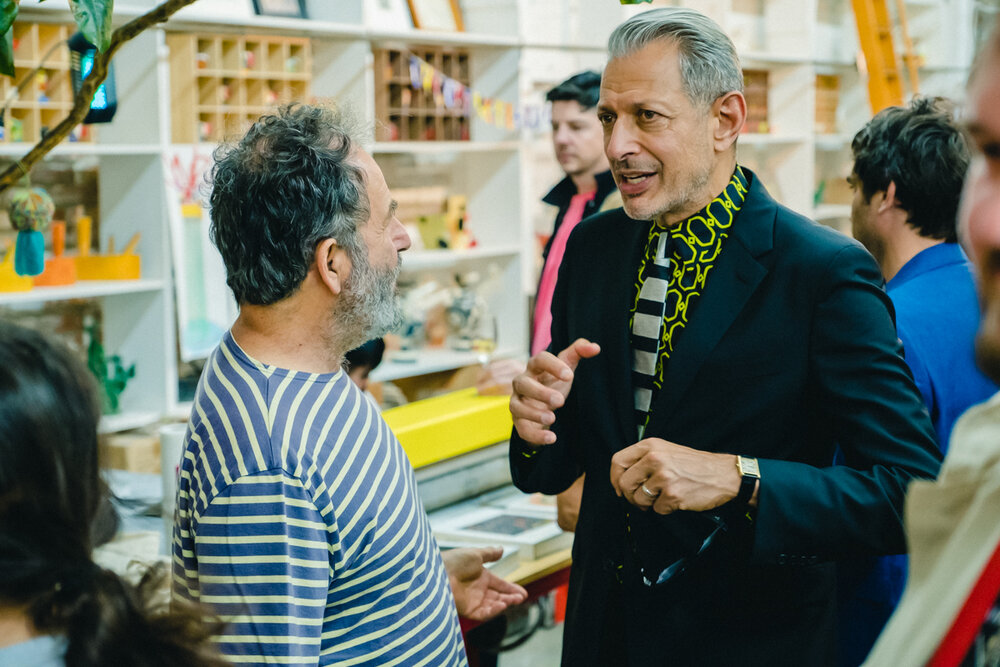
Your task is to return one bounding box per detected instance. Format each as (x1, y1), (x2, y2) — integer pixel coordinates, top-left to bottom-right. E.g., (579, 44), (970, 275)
(0, 12), (175, 432)
(371, 345), (521, 383)
(6, 0), (533, 424)
(4, 0), (977, 429)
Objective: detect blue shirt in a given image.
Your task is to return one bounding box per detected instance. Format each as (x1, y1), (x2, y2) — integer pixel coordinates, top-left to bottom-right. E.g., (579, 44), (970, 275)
(887, 243), (998, 450)
(0, 636), (66, 667)
(836, 243), (998, 666)
(172, 332), (467, 666)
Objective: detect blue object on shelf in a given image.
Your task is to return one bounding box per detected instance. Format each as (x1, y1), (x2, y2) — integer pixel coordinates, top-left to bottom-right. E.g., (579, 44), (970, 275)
(14, 229), (44, 276)
(68, 32), (117, 124)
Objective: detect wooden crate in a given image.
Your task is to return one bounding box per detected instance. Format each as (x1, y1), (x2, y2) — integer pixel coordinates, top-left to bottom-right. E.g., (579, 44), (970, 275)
(1, 22), (94, 144)
(167, 32), (312, 143)
(815, 74), (841, 135)
(742, 68), (769, 134)
(373, 45), (470, 142)
(99, 432), (160, 473)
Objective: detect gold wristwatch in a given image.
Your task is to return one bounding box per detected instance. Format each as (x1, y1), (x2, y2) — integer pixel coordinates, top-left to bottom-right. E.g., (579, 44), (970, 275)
(735, 455), (760, 506)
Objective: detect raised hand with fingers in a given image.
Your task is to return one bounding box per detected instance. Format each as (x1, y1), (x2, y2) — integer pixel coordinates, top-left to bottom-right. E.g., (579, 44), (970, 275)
(509, 338), (601, 446)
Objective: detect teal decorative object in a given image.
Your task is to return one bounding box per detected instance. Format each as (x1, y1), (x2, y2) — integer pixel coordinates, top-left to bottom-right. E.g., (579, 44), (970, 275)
(7, 185), (54, 276)
(14, 229), (44, 275)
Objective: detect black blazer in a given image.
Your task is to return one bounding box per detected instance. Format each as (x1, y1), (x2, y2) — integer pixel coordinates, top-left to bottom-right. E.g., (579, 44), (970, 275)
(510, 171), (941, 666)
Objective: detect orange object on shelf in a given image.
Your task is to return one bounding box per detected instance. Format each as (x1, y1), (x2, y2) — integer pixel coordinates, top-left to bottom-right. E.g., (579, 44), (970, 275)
(33, 221), (77, 287)
(75, 232), (141, 281)
(0, 245), (33, 292)
(77, 215), (93, 256)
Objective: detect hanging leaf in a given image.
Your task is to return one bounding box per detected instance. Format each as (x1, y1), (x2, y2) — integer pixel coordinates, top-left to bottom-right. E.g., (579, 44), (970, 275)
(0, 0), (17, 37)
(0, 28), (12, 78)
(68, 0), (113, 52)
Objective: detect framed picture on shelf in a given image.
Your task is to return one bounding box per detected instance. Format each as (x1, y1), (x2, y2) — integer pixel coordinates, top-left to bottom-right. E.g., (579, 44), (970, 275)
(407, 0), (464, 31)
(251, 0), (307, 18)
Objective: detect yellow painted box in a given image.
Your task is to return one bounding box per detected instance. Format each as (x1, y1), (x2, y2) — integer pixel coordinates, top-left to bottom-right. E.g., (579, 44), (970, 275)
(76, 253), (141, 281)
(382, 387), (513, 469)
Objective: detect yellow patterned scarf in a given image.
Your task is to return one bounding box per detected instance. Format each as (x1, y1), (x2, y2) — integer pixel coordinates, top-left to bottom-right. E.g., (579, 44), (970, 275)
(630, 166), (749, 391)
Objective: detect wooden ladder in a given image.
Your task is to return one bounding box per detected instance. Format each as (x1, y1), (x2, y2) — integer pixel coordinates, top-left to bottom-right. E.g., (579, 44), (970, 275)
(852, 0), (921, 113)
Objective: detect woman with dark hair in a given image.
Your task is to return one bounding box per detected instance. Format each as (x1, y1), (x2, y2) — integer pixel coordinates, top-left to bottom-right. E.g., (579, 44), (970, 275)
(343, 337), (385, 392)
(0, 321), (227, 666)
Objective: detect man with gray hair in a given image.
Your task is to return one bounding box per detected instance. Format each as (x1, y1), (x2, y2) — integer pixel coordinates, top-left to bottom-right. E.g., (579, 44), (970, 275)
(508, 8), (940, 664)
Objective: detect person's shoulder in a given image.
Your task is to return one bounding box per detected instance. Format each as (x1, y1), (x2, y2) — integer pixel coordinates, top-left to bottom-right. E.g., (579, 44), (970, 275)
(742, 171), (864, 261)
(564, 207), (644, 259)
(598, 188), (624, 213)
(576, 206), (638, 237)
(773, 204), (858, 250)
(766, 205), (872, 271)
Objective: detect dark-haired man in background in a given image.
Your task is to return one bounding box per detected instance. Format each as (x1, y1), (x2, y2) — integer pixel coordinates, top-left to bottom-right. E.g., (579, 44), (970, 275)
(849, 97), (997, 450)
(479, 71), (621, 530)
(865, 23), (1000, 663)
(539, 71), (621, 530)
(533, 70), (622, 358)
(839, 96), (998, 665)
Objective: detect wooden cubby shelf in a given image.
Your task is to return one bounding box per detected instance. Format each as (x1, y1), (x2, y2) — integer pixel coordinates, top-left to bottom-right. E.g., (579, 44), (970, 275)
(167, 32), (313, 143)
(2, 21), (94, 144)
(374, 46), (471, 142)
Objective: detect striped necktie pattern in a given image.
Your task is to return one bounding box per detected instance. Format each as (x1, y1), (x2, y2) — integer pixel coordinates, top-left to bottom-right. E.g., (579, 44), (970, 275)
(629, 167), (749, 438)
(631, 230), (673, 436)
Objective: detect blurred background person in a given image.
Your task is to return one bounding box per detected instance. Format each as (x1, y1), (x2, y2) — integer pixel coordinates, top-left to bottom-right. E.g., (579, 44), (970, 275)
(0, 321), (226, 667)
(864, 19), (1000, 664)
(344, 337), (385, 393)
(479, 70), (621, 532)
(532, 70), (622, 358)
(838, 96), (998, 666)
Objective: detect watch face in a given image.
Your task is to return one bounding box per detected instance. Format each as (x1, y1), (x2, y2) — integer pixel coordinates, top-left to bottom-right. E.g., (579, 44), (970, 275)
(739, 456), (760, 478)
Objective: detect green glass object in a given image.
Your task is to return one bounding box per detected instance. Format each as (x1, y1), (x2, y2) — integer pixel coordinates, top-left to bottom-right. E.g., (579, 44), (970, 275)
(85, 319), (136, 415)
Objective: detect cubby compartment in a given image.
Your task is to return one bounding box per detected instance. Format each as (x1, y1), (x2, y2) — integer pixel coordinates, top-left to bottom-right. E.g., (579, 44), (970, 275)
(374, 45), (473, 142)
(167, 32), (312, 143)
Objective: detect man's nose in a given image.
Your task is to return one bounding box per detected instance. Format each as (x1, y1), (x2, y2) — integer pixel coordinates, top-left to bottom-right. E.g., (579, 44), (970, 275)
(604, 121), (637, 161)
(393, 218), (411, 251)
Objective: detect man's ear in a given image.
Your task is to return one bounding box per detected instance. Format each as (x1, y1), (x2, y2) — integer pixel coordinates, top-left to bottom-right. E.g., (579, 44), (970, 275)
(315, 237), (351, 296)
(712, 91), (747, 152)
(878, 181), (901, 214)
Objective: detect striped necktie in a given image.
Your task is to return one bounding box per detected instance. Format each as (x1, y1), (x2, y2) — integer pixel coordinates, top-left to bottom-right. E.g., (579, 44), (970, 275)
(632, 229), (672, 439)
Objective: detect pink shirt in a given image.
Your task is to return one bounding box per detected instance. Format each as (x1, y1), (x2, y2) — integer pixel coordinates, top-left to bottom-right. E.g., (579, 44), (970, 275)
(532, 190), (596, 355)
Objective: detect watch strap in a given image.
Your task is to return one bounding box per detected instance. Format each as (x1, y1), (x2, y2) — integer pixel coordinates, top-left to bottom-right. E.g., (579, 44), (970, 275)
(735, 472), (757, 506)
(735, 455), (760, 506)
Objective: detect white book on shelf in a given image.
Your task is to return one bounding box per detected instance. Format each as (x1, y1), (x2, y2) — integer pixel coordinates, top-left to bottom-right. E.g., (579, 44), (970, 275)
(480, 489), (559, 519)
(431, 506), (571, 562)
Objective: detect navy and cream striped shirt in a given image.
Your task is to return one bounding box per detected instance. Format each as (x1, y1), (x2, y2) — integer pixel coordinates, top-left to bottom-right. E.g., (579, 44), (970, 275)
(171, 331), (467, 666)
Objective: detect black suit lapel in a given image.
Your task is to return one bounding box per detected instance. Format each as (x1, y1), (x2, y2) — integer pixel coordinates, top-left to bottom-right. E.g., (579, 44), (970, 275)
(606, 215), (650, 446)
(645, 173), (777, 434)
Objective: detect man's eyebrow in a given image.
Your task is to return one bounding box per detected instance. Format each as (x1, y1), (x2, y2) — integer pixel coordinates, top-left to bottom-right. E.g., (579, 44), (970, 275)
(964, 121), (990, 140)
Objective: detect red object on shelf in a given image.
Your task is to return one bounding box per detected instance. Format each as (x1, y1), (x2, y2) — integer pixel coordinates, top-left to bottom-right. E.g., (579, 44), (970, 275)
(554, 581), (568, 624)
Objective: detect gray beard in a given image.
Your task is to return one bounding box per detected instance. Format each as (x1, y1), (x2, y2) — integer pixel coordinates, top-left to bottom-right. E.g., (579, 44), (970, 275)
(335, 249), (403, 351)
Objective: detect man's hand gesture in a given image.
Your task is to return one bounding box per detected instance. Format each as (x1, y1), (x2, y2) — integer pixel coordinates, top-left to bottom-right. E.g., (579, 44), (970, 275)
(509, 338), (600, 446)
(442, 546), (528, 621)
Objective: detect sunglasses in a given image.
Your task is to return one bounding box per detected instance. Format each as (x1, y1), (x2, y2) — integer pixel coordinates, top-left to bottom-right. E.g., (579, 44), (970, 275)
(623, 507), (729, 587)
